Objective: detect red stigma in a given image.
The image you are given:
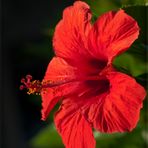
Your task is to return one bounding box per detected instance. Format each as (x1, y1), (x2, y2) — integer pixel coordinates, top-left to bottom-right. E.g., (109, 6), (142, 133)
(20, 75), (42, 95)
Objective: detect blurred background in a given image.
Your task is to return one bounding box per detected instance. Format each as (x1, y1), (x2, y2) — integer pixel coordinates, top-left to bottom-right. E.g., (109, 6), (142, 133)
(2, 0), (148, 148)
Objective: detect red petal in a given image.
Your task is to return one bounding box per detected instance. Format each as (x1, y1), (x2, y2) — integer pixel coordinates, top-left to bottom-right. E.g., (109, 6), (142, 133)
(41, 57), (79, 120)
(53, 1), (108, 74)
(84, 72), (146, 133)
(54, 99), (96, 148)
(88, 10), (139, 62)
(53, 1), (92, 60)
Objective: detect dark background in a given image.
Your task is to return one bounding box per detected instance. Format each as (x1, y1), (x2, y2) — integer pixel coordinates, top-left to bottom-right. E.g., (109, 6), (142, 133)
(2, 0), (74, 147)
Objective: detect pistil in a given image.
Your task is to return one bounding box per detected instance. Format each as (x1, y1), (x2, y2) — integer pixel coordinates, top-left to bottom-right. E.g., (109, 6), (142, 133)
(20, 73), (108, 95)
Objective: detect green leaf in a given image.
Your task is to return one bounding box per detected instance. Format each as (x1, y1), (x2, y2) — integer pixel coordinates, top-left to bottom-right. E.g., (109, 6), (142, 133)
(30, 124), (64, 148)
(121, 0), (147, 7)
(85, 0), (121, 16)
(96, 127), (146, 148)
(113, 44), (148, 77)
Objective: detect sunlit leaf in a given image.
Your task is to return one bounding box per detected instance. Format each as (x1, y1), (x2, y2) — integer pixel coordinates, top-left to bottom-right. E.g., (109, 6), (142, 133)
(30, 124), (64, 148)
(113, 44), (148, 77)
(121, 0), (147, 7)
(96, 127), (146, 148)
(85, 0), (121, 16)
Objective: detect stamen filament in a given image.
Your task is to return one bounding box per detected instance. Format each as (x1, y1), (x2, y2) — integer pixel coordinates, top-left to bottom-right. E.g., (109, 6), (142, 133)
(20, 74), (106, 95)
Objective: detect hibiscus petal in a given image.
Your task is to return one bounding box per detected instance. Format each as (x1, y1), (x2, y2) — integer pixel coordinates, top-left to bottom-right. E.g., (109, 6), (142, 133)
(54, 99), (96, 148)
(53, 1), (92, 60)
(85, 72), (146, 133)
(88, 10), (139, 62)
(41, 57), (78, 120)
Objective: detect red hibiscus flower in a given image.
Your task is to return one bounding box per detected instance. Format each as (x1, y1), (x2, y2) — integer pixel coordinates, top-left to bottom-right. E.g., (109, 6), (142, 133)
(20, 1), (146, 148)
